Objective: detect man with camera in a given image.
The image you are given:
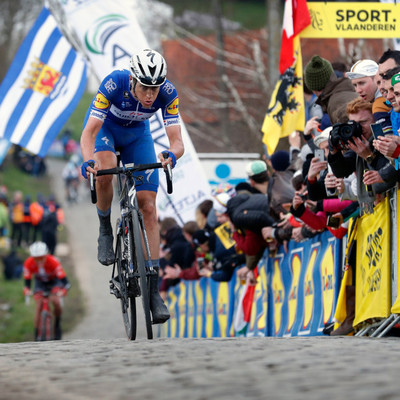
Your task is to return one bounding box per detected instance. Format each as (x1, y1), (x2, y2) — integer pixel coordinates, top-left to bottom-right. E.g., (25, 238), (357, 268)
(328, 98), (396, 214)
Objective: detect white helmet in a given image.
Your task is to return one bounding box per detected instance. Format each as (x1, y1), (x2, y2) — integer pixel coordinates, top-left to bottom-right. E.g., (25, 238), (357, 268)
(129, 49), (167, 87)
(29, 241), (48, 257)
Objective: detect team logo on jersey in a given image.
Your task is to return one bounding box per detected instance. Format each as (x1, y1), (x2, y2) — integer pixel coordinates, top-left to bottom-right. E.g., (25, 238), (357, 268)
(123, 90), (130, 99)
(94, 93), (110, 110)
(167, 98), (179, 115)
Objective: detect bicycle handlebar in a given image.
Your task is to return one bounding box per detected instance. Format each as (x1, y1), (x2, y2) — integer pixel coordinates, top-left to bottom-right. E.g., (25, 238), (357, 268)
(90, 157), (173, 204)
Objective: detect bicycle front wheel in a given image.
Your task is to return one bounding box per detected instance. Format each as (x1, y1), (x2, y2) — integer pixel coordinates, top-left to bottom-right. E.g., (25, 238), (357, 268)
(130, 209), (153, 340)
(115, 219), (137, 340)
(38, 310), (52, 341)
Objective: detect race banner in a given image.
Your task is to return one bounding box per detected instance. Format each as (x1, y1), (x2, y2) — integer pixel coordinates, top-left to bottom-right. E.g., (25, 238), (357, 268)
(301, 1), (400, 39)
(354, 198), (391, 326)
(261, 0), (310, 155)
(161, 230), (341, 338)
(390, 189), (400, 313)
(0, 7), (87, 158)
(57, 0), (211, 223)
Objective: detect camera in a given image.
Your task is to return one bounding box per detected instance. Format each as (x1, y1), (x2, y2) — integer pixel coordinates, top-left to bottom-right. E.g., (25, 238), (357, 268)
(299, 193), (308, 201)
(329, 120), (363, 151)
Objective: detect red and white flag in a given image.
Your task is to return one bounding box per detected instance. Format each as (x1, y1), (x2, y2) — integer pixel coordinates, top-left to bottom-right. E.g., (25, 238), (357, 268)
(279, 0), (311, 74)
(234, 268), (258, 334)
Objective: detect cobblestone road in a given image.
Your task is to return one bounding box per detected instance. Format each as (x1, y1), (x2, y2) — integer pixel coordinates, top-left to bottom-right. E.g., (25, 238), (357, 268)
(2, 160), (398, 400)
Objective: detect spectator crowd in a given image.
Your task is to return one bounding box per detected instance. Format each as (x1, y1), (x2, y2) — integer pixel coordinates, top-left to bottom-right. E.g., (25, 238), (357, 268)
(157, 48), (400, 337)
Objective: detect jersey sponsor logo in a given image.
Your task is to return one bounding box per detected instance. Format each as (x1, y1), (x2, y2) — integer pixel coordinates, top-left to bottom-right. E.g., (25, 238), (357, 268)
(162, 81), (174, 95)
(109, 104), (154, 121)
(164, 117), (180, 127)
(90, 110), (106, 121)
(101, 136), (110, 146)
(94, 93), (110, 110)
(121, 101), (132, 109)
(166, 98), (179, 115)
(104, 78), (117, 93)
(123, 90), (130, 99)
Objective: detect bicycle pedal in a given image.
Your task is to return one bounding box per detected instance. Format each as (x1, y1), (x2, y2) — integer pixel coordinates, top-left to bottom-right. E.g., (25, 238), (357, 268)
(109, 282), (121, 299)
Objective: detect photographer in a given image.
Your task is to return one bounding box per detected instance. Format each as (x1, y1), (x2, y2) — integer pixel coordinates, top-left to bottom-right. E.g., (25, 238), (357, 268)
(328, 98), (396, 214)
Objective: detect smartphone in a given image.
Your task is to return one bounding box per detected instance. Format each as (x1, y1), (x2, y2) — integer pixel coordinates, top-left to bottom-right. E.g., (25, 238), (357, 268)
(327, 215), (341, 229)
(370, 123), (384, 140)
(314, 149), (325, 162)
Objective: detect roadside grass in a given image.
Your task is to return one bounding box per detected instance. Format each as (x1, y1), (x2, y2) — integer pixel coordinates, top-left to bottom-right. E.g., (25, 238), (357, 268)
(0, 162), (85, 343)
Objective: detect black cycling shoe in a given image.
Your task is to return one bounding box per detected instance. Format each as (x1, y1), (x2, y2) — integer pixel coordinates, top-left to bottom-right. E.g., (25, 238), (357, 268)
(97, 232), (114, 265)
(149, 269), (170, 324)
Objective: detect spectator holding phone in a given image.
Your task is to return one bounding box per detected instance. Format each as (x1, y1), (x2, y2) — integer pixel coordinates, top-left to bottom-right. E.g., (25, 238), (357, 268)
(328, 98), (396, 214)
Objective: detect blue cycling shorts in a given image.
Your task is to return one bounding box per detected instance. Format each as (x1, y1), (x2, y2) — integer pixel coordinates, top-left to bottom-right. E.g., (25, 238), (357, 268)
(84, 114), (158, 193)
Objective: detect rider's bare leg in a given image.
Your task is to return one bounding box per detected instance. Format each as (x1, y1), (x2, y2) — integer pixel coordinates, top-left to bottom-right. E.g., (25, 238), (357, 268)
(138, 190), (170, 323)
(95, 150), (117, 265)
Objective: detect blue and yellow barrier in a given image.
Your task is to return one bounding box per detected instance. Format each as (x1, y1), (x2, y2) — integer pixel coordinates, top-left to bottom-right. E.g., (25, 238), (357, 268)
(161, 230), (342, 337)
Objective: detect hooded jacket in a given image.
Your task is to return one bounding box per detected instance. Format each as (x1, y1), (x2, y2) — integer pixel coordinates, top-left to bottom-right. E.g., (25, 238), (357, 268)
(316, 76), (358, 124)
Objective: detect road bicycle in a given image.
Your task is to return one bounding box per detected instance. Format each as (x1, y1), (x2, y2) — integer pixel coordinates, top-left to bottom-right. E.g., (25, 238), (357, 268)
(26, 287), (66, 341)
(89, 152), (172, 340)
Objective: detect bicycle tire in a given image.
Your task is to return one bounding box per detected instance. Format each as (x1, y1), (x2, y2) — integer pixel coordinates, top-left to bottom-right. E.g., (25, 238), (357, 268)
(39, 310), (52, 341)
(130, 209), (153, 339)
(115, 219), (137, 340)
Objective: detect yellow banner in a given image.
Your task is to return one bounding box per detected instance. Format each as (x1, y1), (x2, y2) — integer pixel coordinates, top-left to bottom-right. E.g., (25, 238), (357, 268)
(391, 190), (400, 313)
(301, 2), (400, 38)
(262, 36), (305, 155)
(354, 198), (391, 327)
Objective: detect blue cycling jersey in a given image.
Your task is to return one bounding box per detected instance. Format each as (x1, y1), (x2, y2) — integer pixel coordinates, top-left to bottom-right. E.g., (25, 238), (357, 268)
(89, 69), (180, 128)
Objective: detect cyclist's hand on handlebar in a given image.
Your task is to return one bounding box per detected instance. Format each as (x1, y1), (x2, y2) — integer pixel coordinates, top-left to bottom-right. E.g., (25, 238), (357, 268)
(159, 151), (176, 169)
(81, 159), (96, 179)
(57, 288), (68, 297)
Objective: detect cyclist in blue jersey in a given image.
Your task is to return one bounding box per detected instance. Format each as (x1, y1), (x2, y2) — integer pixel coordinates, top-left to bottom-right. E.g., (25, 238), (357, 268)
(80, 49), (184, 323)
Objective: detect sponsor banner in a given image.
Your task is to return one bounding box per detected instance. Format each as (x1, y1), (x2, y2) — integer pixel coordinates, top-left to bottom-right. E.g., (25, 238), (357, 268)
(161, 230), (341, 338)
(354, 198), (391, 326)
(58, 0), (211, 223)
(301, 2), (400, 39)
(0, 7), (87, 157)
(391, 190), (400, 313)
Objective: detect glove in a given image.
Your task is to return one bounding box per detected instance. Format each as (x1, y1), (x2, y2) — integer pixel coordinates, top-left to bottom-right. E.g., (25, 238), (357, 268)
(23, 287), (32, 296)
(164, 151), (176, 168)
(58, 288), (68, 297)
(81, 159), (95, 179)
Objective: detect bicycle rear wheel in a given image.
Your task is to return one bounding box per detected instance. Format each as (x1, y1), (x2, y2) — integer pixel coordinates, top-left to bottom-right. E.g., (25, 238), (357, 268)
(115, 219), (137, 340)
(130, 210), (153, 339)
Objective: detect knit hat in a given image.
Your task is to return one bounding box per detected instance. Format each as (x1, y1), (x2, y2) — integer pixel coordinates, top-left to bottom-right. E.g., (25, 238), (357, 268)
(346, 59), (378, 80)
(304, 55), (335, 91)
(213, 192), (231, 214)
(313, 126), (332, 148)
(270, 150), (290, 171)
(192, 230), (210, 246)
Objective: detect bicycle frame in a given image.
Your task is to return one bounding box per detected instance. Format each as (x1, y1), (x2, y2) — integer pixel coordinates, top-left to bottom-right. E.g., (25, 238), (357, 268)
(90, 153), (173, 340)
(36, 291), (53, 341)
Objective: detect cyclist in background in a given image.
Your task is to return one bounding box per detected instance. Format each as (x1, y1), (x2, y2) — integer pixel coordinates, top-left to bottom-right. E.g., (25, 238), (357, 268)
(62, 154), (81, 203)
(23, 241), (70, 340)
(80, 48), (184, 324)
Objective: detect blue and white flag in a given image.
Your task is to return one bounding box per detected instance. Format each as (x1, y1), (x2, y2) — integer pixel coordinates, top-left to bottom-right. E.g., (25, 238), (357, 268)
(0, 7), (87, 158)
